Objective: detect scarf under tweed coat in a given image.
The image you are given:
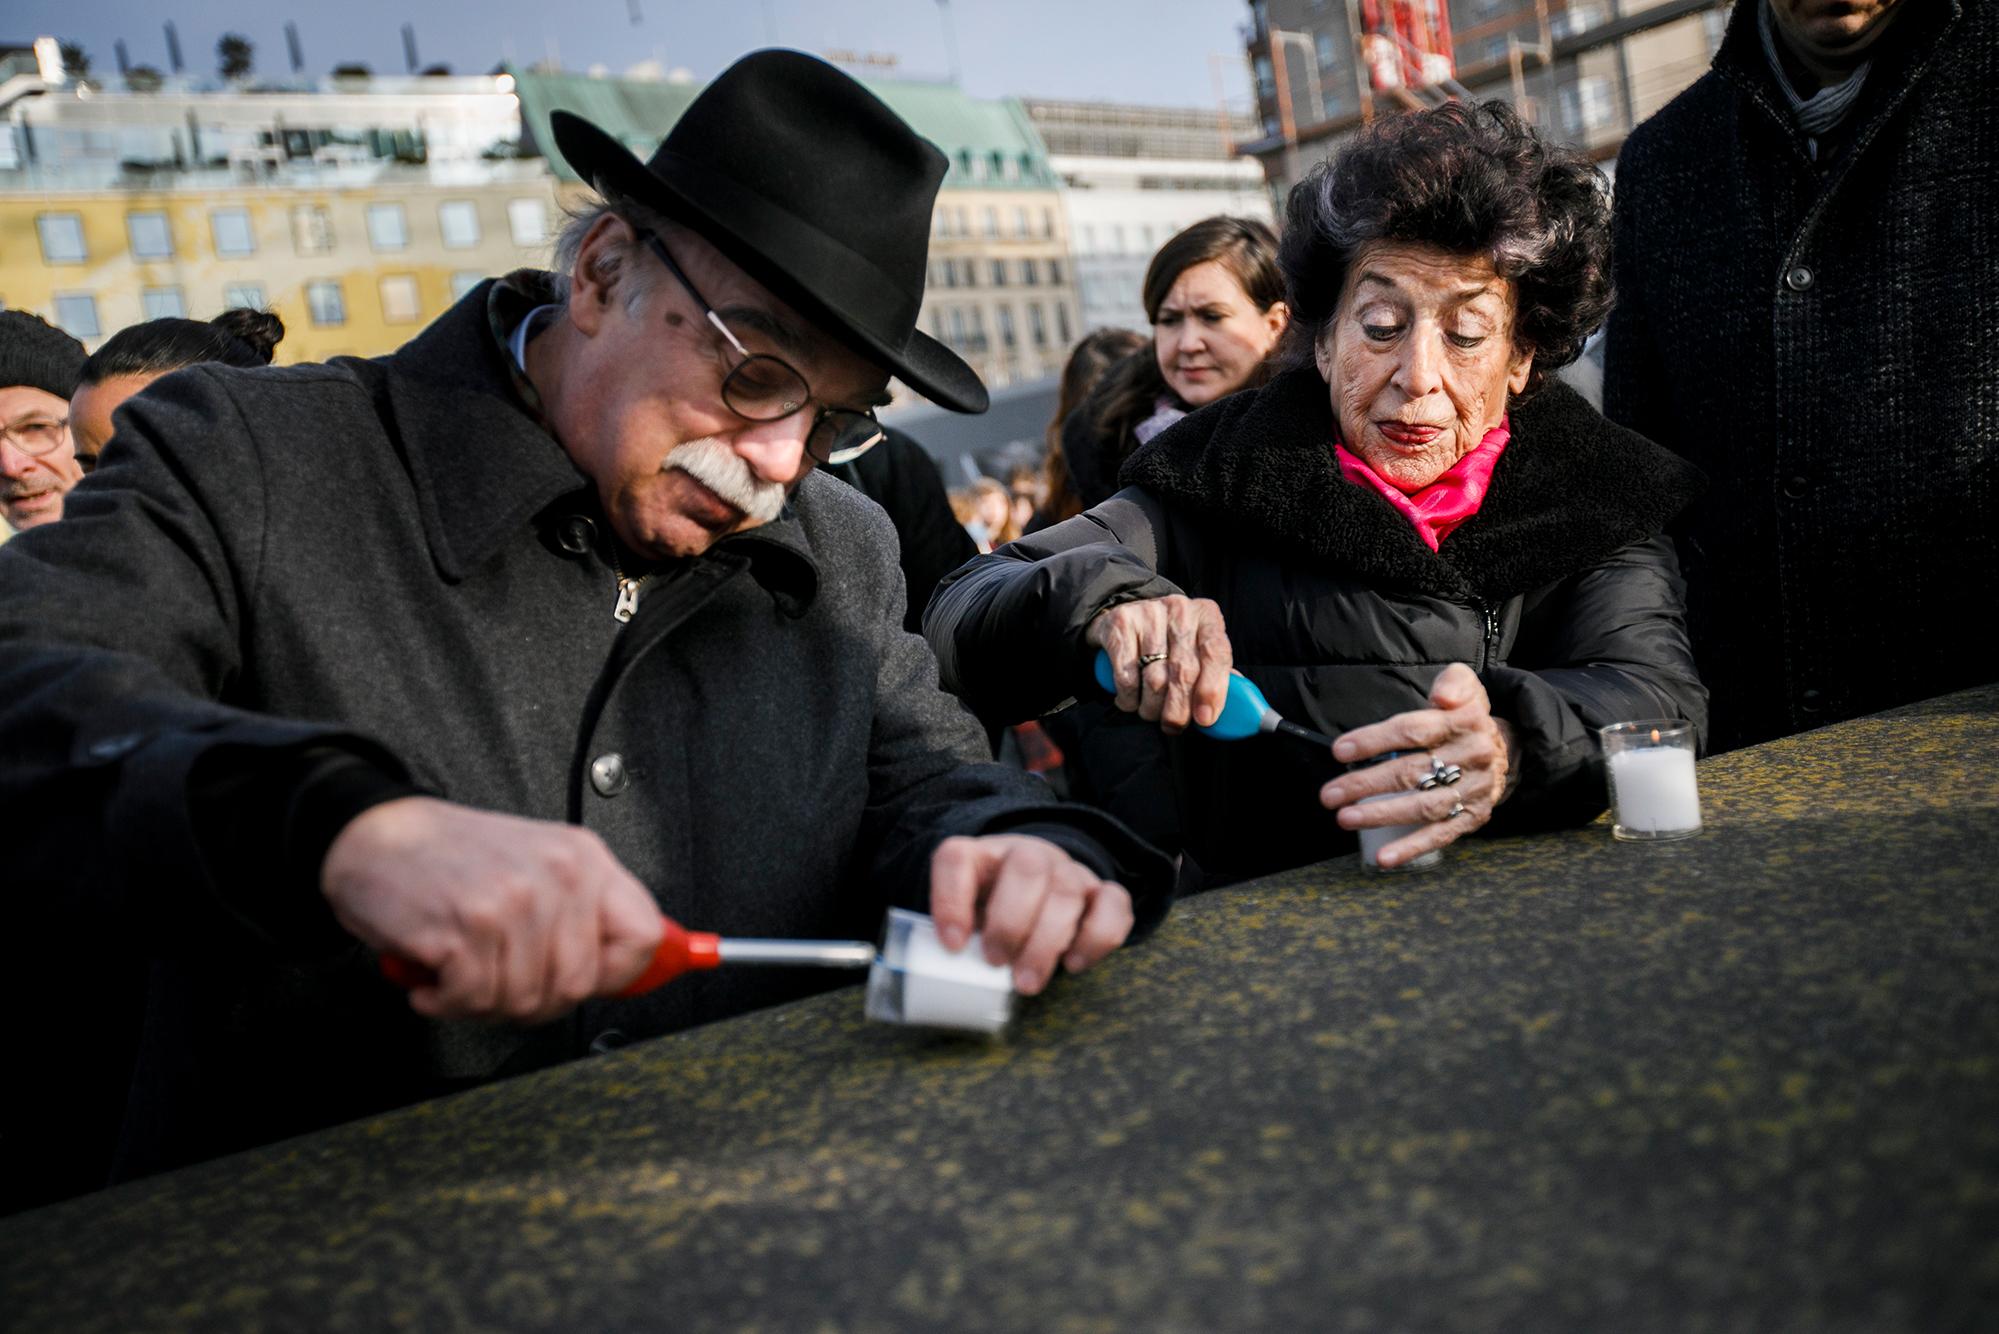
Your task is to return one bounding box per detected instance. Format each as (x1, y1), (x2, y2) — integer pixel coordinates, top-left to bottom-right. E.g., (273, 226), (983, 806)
(1604, 0), (1998, 754)
(926, 366), (1708, 888)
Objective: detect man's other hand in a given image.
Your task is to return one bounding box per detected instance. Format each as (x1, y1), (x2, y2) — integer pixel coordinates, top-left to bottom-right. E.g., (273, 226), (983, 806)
(928, 834), (1135, 995)
(321, 797), (663, 1023)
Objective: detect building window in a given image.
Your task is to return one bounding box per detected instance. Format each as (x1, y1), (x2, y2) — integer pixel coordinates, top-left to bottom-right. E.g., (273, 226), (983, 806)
(142, 287), (187, 320)
(1000, 152), (1019, 182)
(941, 261), (958, 289)
(292, 204), (334, 255)
(211, 208), (256, 257)
(1110, 223), (1127, 253)
(1042, 208), (1056, 238)
(37, 213), (87, 264)
(997, 306), (1017, 348)
(990, 259), (1008, 287)
(982, 207), (999, 238)
(947, 306), (966, 347)
(932, 209), (948, 238)
(306, 280), (346, 327)
(366, 202), (409, 252)
(379, 274), (421, 324)
(1079, 223), (1096, 253)
(960, 259), (978, 287)
(53, 294), (100, 339)
(1020, 258), (1038, 286)
(1551, 3), (1607, 38)
(438, 201), (481, 249)
(1560, 76), (1618, 134)
(1049, 258), (1064, 286)
(508, 198), (548, 246)
(1056, 303), (1072, 345)
(450, 271), (484, 301)
(224, 282), (266, 310)
(1013, 206), (1030, 237)
(1030, 303), (1048, 347)
(954, 207), (969, 235)
(127, 211), (174, 260)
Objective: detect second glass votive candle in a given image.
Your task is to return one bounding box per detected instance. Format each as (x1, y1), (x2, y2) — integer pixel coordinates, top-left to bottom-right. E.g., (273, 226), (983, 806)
(1600, 719), (1701, 841)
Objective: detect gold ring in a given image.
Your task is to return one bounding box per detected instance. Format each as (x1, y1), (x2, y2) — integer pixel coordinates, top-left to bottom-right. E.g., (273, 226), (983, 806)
(1138, 653), (1167, 666)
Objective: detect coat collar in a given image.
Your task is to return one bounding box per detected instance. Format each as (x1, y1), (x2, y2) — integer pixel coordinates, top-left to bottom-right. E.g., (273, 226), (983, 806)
(374, 274), (819, 610)
(1712, 0), (1967, 151)
(1119, 365), (1704, 602)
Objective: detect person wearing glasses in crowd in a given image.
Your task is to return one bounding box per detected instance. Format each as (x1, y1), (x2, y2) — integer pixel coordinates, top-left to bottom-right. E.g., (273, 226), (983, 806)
(0, 311), (88, 537)
(0, 51), (1169, 1203)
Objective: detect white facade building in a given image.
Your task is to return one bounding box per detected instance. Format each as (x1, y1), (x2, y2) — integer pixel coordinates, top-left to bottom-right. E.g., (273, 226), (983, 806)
(1022, 99), (1273, 339)
(1054, 154), (1274, 336)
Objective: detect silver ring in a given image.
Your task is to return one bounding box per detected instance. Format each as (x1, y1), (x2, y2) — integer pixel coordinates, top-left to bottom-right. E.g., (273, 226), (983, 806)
(1416, 756), (1464, 790)
(1138, 652), (1167, 666)
(1443, 798), (1467, 820)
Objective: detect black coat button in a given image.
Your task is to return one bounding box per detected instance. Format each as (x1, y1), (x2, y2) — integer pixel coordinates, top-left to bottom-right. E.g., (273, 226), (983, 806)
(1799, 688), (1825, 713)
(589, 752), (628, 796)
(1785, 265), (1815, 292)
(558, 515), (597, 555)
(1782, 475), (1810, 498)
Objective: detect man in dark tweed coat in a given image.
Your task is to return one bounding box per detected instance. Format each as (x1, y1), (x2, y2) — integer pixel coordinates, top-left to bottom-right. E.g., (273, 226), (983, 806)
(0, 52), (1167, 1201)
(1604, 0), (1996, 754)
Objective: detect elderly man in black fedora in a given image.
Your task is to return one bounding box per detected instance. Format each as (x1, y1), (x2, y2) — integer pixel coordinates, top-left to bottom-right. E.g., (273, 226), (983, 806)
(0, 50), (1169, 1200)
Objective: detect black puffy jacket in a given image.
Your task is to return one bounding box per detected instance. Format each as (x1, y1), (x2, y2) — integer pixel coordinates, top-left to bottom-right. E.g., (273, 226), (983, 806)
(926, 366), (1708, 888)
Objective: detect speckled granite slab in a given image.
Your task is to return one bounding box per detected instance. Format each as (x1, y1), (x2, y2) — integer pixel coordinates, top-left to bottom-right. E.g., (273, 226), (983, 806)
(5, 687), (1997, 1332)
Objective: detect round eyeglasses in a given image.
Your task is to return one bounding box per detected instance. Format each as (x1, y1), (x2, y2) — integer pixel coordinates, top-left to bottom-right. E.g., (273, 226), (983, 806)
(0, 416), (72, 459)
(715, 350), (887, 466)
(638, 231), (887, 466)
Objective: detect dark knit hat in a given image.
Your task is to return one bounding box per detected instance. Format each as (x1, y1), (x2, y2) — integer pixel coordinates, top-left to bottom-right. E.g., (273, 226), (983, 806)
(0, 310), (88, 399)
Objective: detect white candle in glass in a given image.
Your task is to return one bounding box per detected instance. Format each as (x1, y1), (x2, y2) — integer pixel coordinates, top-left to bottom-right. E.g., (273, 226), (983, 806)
(865, 909), (1014, 1034)
(898, 920), (1015, 1031)
(1356, 793), (1443, 871)
(1607, 744), (1701, 836)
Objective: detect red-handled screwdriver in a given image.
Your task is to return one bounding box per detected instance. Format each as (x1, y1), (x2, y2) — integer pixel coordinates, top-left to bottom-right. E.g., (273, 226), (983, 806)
(380, 915), (876, 999)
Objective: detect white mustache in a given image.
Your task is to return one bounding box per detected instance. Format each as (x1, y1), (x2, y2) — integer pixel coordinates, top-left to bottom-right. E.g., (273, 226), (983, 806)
(661, 437), (786, 523)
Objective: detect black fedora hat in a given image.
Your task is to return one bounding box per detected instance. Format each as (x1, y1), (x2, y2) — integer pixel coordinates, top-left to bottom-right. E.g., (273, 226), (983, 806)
(550, 49), (988, 414)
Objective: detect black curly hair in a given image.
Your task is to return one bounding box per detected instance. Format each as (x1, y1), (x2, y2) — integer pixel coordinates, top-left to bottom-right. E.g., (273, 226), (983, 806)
(1278, 100), (1612, 394)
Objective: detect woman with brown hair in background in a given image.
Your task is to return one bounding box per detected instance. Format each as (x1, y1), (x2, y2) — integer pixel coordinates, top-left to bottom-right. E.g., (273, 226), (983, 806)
(1058, 217), (1288, 511)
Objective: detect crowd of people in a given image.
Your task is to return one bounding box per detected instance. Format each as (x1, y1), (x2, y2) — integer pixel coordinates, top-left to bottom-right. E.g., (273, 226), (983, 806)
(0, 0), (1989, 1214)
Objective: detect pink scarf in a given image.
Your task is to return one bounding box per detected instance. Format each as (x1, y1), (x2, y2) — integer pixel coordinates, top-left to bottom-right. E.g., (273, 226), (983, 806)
(1335, 421), (1511, 552)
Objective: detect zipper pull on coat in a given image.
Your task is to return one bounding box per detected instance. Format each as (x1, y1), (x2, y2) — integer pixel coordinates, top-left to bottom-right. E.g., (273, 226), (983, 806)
(613, 576), (646, 623)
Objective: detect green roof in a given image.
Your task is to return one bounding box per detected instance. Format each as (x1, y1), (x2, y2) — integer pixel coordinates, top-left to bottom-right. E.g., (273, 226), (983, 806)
(509, 66), (1056, 190)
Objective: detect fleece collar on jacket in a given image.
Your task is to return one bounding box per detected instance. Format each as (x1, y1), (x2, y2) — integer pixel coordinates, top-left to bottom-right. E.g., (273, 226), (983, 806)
(373, 273), (818, 608)
(1118, 365), (1704, 603)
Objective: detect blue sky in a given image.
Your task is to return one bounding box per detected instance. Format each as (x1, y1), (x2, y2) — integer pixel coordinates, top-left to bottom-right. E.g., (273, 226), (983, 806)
(13, 0), (1258, 111)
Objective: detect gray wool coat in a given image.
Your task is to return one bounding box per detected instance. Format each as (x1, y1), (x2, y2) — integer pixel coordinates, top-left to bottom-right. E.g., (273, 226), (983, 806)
(0, 279), (1167, 1183)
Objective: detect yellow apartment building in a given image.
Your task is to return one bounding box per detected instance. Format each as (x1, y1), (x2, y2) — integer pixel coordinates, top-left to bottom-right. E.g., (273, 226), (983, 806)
(0, 61), (561, 361)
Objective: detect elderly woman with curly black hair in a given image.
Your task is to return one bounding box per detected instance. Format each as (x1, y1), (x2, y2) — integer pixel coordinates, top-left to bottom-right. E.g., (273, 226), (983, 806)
(924, 101), (1707, 888)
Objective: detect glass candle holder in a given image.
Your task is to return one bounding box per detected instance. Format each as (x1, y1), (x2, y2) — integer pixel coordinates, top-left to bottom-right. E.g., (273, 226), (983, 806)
(1600, 719), (1702, 841)
(864, 908), (1014, 1035)
(1351, 749), (1444, 873)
